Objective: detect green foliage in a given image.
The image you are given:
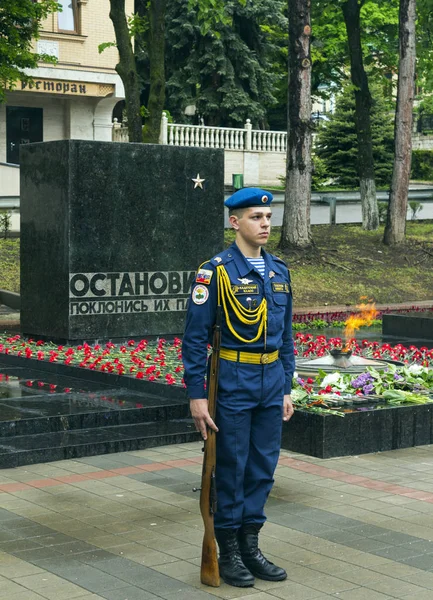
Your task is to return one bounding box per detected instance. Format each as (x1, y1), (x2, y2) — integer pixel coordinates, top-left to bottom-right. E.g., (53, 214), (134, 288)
(292, 318), (382, 331)
(140, 105), (150, 119)
(378, 201), (388, 224)
(408, 201), (423, 220)
(315, 83), (395, 188)
(128, 12), (148, 38)
(417, 96), (433, 115)
(311, 155), (329, 190)
(416, 97), (433, 134)
(0, 211), (12, 239)
(98, 42), (117, 54)
(0, 239), (19, 293)
(411, 150), (433, 181)
(187, 0), (239, 35)
(164, 0), (286, 127)
(0, 0), (60, 101)
(417, 0), (433, 93)
(99, 12), (147, 55)
(311, 1), (399, 98)
(278, 154), (329, 191)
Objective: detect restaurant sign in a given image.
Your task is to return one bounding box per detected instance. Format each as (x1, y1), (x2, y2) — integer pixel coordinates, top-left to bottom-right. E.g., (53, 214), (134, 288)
(15, 78), (115, 97)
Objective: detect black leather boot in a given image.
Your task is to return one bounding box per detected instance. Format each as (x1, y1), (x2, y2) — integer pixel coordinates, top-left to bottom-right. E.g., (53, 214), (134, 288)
(214, 528), (255, 587)
(239, 523), (287, 581)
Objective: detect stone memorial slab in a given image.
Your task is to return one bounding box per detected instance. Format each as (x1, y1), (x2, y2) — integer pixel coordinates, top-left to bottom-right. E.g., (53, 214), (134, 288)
(383, 312), (433, 344)
(20, 140), (224, 342)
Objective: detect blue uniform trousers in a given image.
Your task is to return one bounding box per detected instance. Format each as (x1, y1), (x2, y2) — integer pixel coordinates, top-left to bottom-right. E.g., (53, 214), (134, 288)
(214, 358), (285, 530)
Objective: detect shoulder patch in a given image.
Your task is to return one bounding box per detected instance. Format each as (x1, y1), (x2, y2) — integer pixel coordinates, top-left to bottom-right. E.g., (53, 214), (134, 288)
(196, 268), (213, 285)
(192, 285), (209, 305)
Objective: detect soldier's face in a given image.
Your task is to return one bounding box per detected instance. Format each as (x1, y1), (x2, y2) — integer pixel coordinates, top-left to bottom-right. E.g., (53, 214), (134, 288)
(230, 207), (272, 248)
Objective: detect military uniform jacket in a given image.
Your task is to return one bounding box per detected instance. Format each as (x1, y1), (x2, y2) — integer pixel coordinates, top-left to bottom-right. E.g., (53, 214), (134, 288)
(182, 242), (296, 399)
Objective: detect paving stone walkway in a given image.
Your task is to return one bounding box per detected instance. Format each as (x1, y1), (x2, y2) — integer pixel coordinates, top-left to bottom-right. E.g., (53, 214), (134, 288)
(3, 443), (433, 599)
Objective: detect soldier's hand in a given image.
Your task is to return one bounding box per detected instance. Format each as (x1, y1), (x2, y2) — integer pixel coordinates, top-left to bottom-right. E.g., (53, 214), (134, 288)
(190, 399), (219, 440)
(283, 394), (294, 422)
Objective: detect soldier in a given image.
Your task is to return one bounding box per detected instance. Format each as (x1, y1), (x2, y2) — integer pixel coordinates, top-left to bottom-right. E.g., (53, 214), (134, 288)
(182, 187), (295, 588)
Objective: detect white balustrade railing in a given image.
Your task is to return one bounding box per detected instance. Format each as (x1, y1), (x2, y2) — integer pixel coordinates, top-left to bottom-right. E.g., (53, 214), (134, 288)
(112, 118), (129, 143)
(251, 129), (287, 152)
(168, 123), (245, 150)
(112, 113), (287, 153)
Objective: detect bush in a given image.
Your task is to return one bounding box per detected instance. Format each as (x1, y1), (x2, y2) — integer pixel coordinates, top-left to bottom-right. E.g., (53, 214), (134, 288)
(378, 201), (388, 224)
(311, 155), (329, 190)
(277, 155), (329, 191)
(409, 201), (423, 220)
(411, 150), (433, 181)
(0, 211), (12, 239)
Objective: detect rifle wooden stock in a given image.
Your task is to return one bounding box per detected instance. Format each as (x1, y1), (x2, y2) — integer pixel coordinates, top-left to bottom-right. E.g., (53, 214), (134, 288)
(199, 306), (222, 587)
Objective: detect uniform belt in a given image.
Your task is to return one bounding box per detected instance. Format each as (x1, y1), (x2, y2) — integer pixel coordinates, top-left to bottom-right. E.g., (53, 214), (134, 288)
(220, 348), (279, 365)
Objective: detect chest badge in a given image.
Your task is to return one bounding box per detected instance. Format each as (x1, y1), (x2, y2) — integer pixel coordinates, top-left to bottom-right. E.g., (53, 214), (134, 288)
(238, 277), (253, 285)
(272, 282), (290, 293)
(214, 257), (222, 263)
(269, 271), (275, 278)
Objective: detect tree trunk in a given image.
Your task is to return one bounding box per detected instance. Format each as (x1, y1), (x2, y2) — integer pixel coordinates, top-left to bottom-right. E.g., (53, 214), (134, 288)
(142, 0), (166, 143)
(109, 0), (142, 142)
(384, 0), (416, 245)
(280, 0), (312, 250)
(342, 0), (379, 231)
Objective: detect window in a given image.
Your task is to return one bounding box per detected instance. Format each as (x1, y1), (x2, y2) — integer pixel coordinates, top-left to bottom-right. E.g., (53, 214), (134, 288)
(58, 0), (78, 33)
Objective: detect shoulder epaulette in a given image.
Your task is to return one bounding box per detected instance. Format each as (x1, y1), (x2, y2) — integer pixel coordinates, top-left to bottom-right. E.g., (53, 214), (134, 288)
(196, 249), (232, 272)
(209, 248), (233, 266)
(271, 254), (288, 267)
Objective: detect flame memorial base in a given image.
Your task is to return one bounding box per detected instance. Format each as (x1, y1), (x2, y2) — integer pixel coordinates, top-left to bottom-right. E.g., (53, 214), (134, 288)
(282, 403), (433, 459)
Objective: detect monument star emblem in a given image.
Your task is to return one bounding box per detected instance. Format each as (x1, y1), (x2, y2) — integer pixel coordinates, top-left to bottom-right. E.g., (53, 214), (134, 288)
(192, 173), (205, 189)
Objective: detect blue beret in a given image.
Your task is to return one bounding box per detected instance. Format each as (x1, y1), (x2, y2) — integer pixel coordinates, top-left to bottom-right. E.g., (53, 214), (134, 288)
(224, 187), (273, 209)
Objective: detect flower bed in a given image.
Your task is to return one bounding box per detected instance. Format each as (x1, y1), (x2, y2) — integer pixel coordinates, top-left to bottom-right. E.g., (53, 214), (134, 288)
(293, 363), (433, 417)
(292, 306), (433, 330)
(0, 333), (432, 416)
(0, 335), (184, 385)
(294, 333), (433, 365)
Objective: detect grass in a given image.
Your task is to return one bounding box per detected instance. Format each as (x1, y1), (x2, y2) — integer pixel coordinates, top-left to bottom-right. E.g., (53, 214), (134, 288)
(0, 239), (19, 293)
(1, 222), (432, 308)
(225, 221), (433, 307)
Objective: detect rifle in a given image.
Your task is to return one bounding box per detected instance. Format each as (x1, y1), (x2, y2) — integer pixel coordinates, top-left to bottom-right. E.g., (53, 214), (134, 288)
(198, 305), (222, 587)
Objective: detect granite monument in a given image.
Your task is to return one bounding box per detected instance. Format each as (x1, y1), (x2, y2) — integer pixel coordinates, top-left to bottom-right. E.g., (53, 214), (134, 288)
(20, 140), (224, 342)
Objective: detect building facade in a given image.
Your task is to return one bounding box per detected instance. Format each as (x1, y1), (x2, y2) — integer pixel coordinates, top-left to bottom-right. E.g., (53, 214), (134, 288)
(0, 0), (133, 198)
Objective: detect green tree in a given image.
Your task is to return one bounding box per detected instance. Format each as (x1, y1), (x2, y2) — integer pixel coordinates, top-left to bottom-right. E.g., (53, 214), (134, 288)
(136, 0), (167, 143)
(315, 83), (395, 188)
(108, 0), (143, 142)
(311, 1), (399, 96)
(384, 0), (417, 245)
(280, 0), (312, 250)
(109, 0), (246, 141)
(0, 0), (60, 102)
(417, 0), (433, 92)
(341, 0), (385, 231)
(165, 0), (286, 127)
